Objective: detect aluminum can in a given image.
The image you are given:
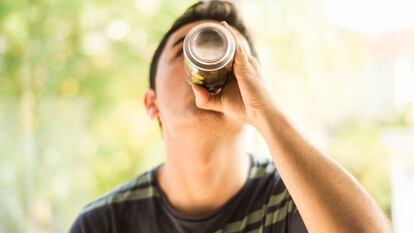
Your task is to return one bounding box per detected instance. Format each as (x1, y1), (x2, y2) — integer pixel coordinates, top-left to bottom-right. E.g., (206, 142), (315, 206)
(183, 23), (236, 94)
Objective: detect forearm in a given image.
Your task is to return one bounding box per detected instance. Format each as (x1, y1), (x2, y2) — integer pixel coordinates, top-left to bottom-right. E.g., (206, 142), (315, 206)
(253, 106), (392, 233)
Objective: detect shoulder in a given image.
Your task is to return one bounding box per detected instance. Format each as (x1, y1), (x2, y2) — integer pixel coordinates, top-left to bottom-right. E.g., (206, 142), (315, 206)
(249, 154), (298, 204)
(80, 168), (158, 214)
(248, 155), (308, 232)
(247, 154), (290, 198)
(69, 167), (160, 233)
(249, 154), (278, 179)
(243, 156), (307, 232)
(214, 155), (308, 232)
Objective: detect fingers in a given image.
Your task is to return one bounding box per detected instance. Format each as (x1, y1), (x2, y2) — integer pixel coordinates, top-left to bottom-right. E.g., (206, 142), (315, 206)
(191, 84), (222, 112)
(248, 56), (260, 70)
(220, 21), (250, 64)
(220, 21), (261, 80)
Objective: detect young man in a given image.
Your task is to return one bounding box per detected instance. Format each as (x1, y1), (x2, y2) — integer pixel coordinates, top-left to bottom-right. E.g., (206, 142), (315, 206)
(70, 1), (392, 232)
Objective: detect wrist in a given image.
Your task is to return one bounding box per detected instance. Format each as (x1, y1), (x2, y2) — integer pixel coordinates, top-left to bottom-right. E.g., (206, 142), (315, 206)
(250, 104), (289, 138)
(249, 102), (283, 132)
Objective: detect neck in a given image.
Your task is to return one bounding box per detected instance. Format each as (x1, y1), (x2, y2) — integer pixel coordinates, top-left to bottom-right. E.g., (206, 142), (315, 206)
(157, 127), (250, 217)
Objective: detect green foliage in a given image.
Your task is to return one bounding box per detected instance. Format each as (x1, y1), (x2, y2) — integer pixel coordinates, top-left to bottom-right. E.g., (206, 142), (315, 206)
(328, 120), (392, 217)
(0, 0), (396, 231)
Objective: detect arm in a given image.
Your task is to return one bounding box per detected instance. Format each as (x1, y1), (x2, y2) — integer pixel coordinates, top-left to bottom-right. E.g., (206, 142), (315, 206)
(191, 21), (392, 233)
(253, 105), (392, 232)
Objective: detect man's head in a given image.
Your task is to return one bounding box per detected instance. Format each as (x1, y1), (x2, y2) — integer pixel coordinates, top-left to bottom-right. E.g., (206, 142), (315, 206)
(144, 0), (257, 136)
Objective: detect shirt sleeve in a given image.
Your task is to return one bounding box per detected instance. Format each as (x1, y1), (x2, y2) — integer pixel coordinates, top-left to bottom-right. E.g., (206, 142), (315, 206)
(69, 207), (111, 233)
(286, 201), (308, 233)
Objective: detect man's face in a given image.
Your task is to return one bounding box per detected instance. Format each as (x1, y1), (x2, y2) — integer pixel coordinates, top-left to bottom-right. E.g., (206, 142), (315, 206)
(144, 20), (248, 133)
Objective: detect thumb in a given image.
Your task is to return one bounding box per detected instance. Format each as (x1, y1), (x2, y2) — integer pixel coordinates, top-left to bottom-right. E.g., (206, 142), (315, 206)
(191, 84), (222, 112)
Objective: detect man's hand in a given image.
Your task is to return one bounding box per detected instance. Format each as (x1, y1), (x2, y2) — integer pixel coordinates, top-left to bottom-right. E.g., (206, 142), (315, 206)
(191, 21), (275, 126)
(192, 21), (393, 233)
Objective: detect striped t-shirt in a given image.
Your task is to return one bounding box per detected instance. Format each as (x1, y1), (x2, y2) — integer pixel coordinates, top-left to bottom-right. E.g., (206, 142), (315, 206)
(69, 154), (308, 233)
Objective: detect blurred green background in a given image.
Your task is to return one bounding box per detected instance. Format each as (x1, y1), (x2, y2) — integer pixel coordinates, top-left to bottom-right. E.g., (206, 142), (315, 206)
(1, 0), (413, 232)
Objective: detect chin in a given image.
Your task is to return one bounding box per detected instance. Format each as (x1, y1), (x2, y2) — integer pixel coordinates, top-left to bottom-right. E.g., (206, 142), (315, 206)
(165, 100), (241, 129)
(188, 102), (223, 117)
(185, 106), (243, 130)
(165, 109), (244, 141)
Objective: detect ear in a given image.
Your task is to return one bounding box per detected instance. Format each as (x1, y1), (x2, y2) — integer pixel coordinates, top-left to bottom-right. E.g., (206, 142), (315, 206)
(144, 89), (159, 119)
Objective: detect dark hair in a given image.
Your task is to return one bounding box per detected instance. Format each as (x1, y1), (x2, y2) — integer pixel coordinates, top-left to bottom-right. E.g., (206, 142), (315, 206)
(149, 0), (257, 90)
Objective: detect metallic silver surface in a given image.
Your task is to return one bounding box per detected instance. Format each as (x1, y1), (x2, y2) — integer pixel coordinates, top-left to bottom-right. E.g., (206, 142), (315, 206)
(183, 23), (235, 94)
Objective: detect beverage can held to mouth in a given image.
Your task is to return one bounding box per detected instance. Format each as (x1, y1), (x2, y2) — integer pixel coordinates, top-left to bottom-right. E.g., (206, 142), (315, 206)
(183, 22), (236, 95)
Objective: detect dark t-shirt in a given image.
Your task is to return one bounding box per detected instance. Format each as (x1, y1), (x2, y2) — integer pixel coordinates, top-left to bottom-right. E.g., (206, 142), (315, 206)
(69, 154), (308, 233)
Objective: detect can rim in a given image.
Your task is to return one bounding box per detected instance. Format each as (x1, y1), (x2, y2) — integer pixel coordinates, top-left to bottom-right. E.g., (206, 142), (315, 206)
(183, 23), (235, 71)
